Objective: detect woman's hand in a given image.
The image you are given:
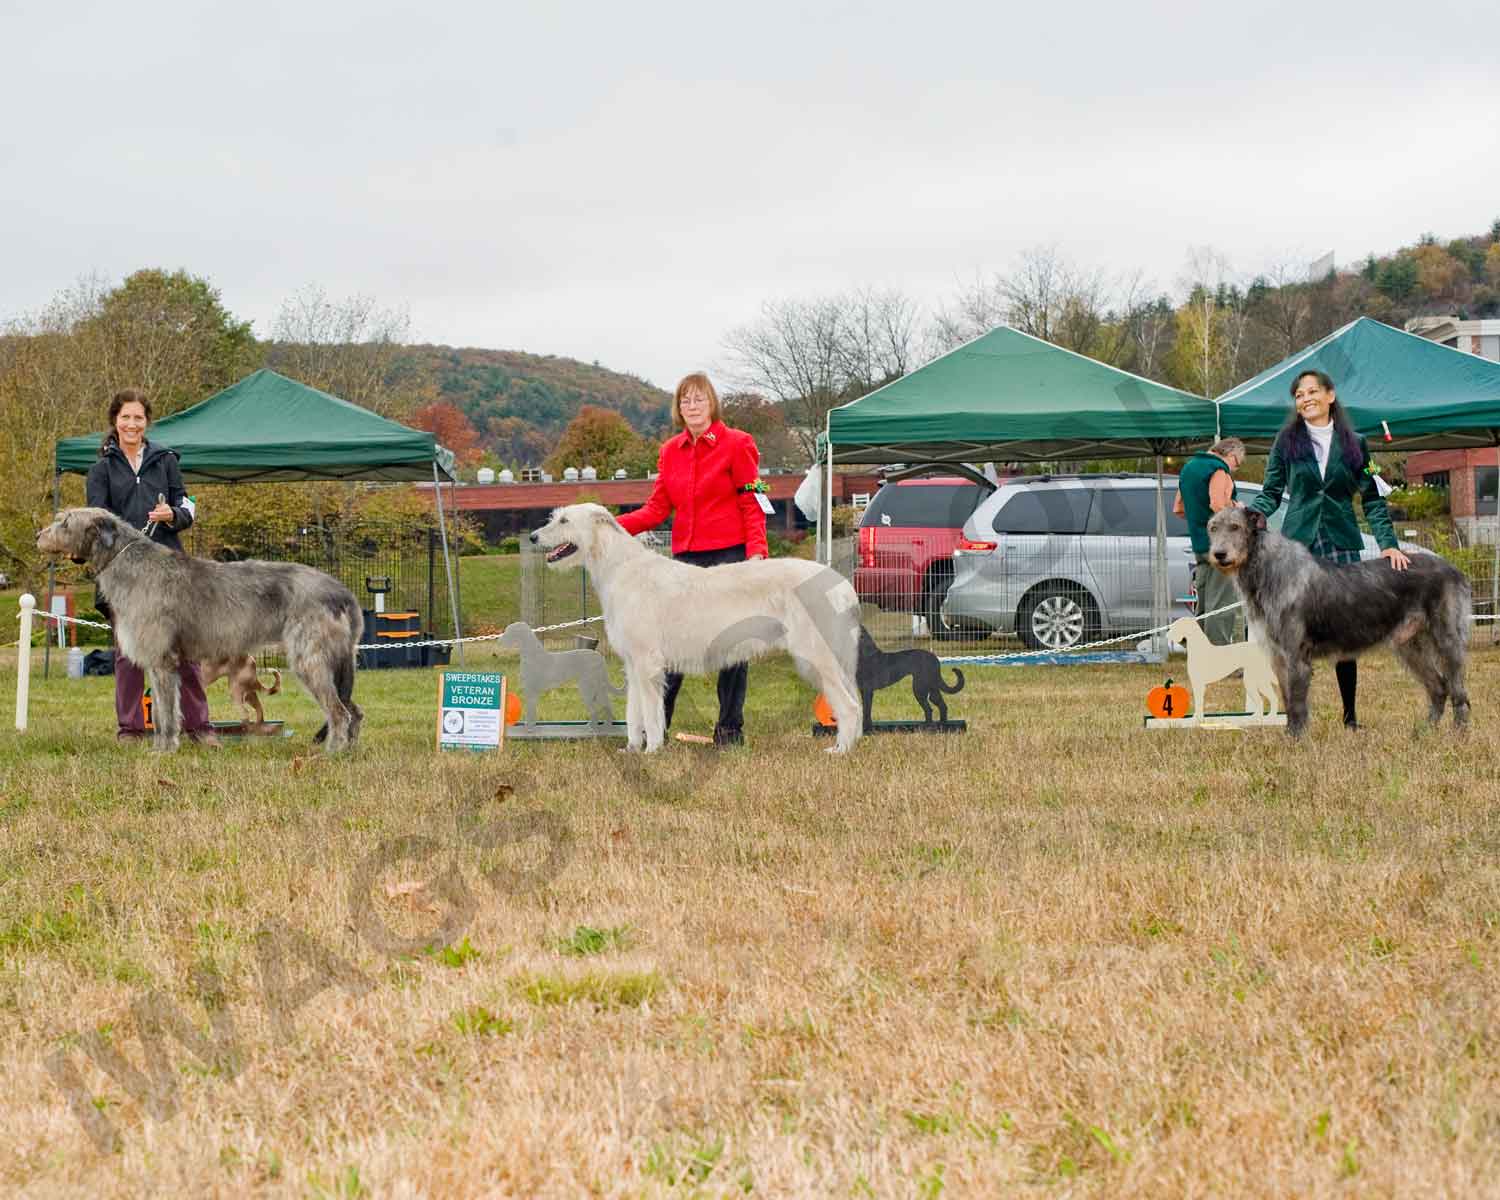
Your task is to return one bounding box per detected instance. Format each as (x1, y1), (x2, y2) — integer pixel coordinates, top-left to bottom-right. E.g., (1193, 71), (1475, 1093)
(148, 501), (175, 525)
(1381, 547), (1411, 571)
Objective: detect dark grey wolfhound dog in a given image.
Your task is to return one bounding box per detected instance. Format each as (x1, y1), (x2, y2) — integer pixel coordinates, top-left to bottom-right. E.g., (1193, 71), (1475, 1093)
(1206, 506), (1471, 738)
(37, 507), (364, 752)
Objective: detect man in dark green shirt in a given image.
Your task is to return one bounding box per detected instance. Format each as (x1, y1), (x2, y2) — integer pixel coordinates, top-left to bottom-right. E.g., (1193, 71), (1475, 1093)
(1173, 438), (1246, 644)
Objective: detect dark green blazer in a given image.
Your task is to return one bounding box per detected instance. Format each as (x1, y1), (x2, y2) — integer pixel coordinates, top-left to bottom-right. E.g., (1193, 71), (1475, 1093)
(1249, 430), (1396, 552)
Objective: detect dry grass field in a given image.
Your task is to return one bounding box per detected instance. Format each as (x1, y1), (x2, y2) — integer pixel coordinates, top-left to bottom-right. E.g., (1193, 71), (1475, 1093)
(2, 637), (1499, 1198)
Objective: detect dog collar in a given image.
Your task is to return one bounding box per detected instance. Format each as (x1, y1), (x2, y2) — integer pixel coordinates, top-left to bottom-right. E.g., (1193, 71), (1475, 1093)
(96, 535), (151, 572)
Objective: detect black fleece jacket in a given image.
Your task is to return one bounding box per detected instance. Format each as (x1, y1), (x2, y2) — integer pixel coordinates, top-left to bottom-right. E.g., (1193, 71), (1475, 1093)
(84, 439), (194, 552)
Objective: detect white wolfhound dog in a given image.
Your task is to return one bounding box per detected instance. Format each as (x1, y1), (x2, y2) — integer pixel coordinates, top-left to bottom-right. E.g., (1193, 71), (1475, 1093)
(530, 504), (863, 753)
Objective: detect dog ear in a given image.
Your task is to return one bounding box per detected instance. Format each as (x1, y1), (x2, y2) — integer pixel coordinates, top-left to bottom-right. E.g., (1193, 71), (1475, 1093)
(1247, 509), (1267, 534)
(94, 520), (117, 552)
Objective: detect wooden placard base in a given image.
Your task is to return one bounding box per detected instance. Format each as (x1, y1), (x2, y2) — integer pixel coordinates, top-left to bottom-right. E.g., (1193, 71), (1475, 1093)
(1143, 711), (1287, 731)
(812, 720), (966, 737)
(507, 721), (631, 740)
(209, 719), (288, 738)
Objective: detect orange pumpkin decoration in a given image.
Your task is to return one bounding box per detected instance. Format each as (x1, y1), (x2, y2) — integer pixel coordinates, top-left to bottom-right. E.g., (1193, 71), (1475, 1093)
(504, 691), (523, 725)
(1146, 679), (1190, 719)
(813, 693), (837, 727)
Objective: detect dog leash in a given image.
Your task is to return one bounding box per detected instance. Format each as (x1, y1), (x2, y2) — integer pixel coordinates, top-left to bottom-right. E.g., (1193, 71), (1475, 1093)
(141, 492), (166, 538)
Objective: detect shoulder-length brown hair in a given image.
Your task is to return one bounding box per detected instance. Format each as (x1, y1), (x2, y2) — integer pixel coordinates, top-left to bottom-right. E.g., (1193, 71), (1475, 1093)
(101, 388), (153, 453)
(670, 372), (721, 431)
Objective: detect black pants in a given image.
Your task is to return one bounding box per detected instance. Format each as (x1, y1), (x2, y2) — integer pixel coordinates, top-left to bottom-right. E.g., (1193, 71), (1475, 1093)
(661, 544), (749, 737)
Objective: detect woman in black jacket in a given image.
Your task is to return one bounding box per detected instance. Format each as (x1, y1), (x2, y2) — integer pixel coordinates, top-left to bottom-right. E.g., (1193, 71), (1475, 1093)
(86, 389), (218, 745)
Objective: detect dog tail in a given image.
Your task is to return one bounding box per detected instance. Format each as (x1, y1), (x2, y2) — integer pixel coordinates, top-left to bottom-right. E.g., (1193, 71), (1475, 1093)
(939, 666), (965, 694)
(261, 667), (282, 696)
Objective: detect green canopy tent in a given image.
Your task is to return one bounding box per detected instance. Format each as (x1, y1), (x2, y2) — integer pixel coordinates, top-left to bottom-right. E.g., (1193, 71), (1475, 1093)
(1216, 316), (1500, 633)
(1216, 316), (1500, 451)
(821, 325), (1217, 467)
(816, 326), (1220, 657)
(56, 368), (458, 481)
(52, 369), (465, 663)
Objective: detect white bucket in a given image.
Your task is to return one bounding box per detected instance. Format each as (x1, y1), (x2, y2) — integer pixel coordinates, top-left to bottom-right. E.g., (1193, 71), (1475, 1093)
(66, 646), (85, 679)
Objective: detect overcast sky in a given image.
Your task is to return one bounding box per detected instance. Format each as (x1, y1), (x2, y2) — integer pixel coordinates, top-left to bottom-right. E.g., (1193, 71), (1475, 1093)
(4, 0), (1497, 391)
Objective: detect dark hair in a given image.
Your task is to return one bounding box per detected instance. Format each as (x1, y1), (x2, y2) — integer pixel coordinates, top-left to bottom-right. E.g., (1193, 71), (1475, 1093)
(102, 388), (152, 454)
(1276, 369), (1362, 472)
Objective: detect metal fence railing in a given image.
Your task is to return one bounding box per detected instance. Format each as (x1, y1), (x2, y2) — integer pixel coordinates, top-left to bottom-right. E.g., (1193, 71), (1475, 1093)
(185, 523), (460, 667)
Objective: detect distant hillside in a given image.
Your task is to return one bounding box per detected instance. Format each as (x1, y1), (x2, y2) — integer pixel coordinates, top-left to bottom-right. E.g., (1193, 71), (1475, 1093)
(401, 345), (672, 467)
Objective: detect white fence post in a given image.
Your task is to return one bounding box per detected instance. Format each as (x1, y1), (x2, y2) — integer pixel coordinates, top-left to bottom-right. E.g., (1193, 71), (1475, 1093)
(16, 594), (35, 732)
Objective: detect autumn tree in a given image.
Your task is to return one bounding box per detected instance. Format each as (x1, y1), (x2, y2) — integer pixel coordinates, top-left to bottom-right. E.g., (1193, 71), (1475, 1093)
(1163, 248), (1253, 396)
(1247, 259), (1313, 359)
(79, 269), (261, 415)
(930, 247), (1133, 366)
(724, 288), (923, 458)
(1412, 243), (1466, 299)
(265, 285), (420, 418)
(484, 416), (552, 470)
(1121, 291), (1177, 382)
(543, 405), (655, 477)
(719, 392), (801, 470)
(0, 270), (259, 585)
(409, 401), (485, 469)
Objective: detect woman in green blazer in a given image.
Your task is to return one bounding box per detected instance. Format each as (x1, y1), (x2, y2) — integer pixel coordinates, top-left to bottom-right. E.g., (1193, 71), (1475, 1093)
(1248, 369), (1410, 729)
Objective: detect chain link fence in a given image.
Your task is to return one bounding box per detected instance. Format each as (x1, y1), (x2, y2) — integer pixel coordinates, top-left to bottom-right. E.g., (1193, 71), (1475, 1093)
(185, 522), (460, 667)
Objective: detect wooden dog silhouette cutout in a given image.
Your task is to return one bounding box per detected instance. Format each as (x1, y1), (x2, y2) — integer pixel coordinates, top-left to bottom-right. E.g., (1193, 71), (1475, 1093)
(857, 626), (965, 731)
(1167, 617), (1281, 723)
(497, 621), (624, 726)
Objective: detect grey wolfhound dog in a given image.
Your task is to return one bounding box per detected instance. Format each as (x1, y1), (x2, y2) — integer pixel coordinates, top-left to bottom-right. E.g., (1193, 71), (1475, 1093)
(37, 508), (364, 752)
(1206, 506), (1471, 738)
(530, 503), (863, 753)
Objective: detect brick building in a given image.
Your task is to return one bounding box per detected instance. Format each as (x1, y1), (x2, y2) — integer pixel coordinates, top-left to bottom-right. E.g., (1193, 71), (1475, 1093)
(1404, 316), (1500, 542)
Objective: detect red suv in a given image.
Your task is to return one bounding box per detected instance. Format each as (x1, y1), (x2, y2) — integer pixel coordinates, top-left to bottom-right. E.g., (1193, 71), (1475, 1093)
(853, 470), (996, 640)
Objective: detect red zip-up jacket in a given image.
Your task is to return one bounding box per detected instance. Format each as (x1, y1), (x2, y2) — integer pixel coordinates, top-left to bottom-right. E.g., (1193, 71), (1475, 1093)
(616, 420), (769, 558)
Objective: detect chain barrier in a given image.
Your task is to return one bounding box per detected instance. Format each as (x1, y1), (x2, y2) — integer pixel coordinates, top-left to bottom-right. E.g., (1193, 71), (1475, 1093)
(23, 608), (604, 652)
(17, 603), (1498, 661)
(935, 601), (1247, 665)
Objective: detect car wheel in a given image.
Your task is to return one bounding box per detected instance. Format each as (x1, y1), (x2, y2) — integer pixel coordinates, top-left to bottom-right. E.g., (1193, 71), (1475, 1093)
(923, 569), (977, 642)
(1017, 583), (1099, 652)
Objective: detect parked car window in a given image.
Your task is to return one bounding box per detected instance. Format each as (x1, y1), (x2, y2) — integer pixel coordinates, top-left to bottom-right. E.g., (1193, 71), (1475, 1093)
(990, 487), (1092, 535)
(1087, 486), (1190, 538)
(862, 483), (987, 528)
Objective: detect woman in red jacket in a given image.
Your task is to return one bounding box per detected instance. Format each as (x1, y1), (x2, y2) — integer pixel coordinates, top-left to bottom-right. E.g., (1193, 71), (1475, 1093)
(617, 372), (769, 747)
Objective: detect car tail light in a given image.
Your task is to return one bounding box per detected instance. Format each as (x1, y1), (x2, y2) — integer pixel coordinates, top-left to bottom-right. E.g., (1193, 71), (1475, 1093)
(858, 525), (875, 568)
(955, 536), (997, 553)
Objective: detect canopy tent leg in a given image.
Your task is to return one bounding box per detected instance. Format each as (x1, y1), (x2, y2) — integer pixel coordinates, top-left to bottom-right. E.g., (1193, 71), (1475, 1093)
(44, 473), (60, 680)
(433, 463), (464, 666)
(1151, 455), (1169, 663)
(820, 413), (835, 567)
